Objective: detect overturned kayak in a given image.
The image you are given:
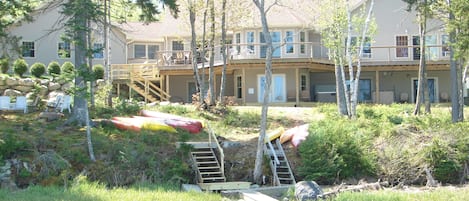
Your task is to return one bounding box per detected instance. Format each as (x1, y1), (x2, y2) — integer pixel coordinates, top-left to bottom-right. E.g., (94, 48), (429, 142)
(280, 124), (310, 144)
(140, 110), (203, 130)
(265, 127), (285, 143)
(290, 124), (310, 147)
(133, 116), (202, 134)
(112, 117), (177, 133)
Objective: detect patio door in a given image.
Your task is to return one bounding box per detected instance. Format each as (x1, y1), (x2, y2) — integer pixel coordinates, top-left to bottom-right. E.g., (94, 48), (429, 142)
(412, 78), (436, 103)
(258, 74), (286, 103)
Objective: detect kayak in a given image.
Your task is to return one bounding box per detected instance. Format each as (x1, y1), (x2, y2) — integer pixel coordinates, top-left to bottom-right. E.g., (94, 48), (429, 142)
(140, 110), (203, 130)
(112, 117), (177, 133)
(280, 124), (309, 144)
(290, 124), (310, 147)
(265, 127), (285, 143)
(133, 116), (202, 134)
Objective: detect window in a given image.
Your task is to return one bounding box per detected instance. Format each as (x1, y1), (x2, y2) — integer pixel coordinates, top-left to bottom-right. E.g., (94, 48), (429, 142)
(347, 79), (371, 102)
(260, 31), (281, 58)
(441, 35), (449, 57)
(172, 41), (184, 51)
(236, 76), (243, 99)
(148, 45), (159, 59)
(22, 41), (35, 57)
(93, 43), (104, 59)
(425, 35), (437, 60)
(134, 44), (146, 58)
(286, 31), (294, 54)
(396, 36), (408, 58)
(300, 31), (306, 54)
(235, 33), (241, 54)
(58, 41), (71, 58)
(349, 36), (371, 58)
(412, 36), (420, 60)
(300, 74), (307, 91)
(246, 31), (255, 54)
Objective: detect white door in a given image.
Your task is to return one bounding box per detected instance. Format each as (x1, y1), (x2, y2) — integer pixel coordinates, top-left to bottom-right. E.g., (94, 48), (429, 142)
(258, 74), (286, 103)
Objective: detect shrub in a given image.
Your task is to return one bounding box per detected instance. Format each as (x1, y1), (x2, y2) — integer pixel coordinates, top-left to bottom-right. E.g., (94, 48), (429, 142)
(47, 61), (61, 77)
(30, 62), (46, 78)
(13, 59), (28, 77)
(0, 57), (9, 74)
(222, 108), (260, 128)
(92, 64), (104, 79)
(61, 61), (75, 75)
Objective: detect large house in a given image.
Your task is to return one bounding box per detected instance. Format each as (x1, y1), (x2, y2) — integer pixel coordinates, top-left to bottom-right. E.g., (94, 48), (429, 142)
(3, 0), (459, 105)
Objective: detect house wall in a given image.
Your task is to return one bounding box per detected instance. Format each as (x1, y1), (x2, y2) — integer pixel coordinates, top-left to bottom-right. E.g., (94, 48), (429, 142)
(5, 5), (126, 70)
(167, 74), (234, 103)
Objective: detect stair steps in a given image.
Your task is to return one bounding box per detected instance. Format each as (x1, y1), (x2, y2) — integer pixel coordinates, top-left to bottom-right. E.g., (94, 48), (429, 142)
(265, 139), (296, 186)
(191, 146), (226, 183)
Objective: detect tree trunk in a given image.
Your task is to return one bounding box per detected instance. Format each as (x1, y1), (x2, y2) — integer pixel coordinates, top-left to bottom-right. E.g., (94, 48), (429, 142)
(449, 3), (463, 122)
(413, 13), (426, 115)
(208, 0), (216, 106)
(345, 2), (353, 118)
(253, 0), (274, 185)
(104, 0), (113, 107)
(218, 0), (228, 106)
(336, 57), (348, 116)
(87, 19), (95, 108)
(189, 1), (201, 103)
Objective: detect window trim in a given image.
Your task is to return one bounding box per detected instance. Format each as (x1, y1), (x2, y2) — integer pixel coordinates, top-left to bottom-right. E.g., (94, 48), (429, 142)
(236, 75), (243, 99)
(395, 35), (409, 59)
(93, 43), (104, 59)
(285, 30), (295, 54)
(441, 34), (450, 58)
(300, 73), (307, 91)
(299, 31), (306, 54)
(57, 41), (71, 59)
(134, 44), (146, 59)
(21, 41), (36, 58)
(246, 31), (255, 54)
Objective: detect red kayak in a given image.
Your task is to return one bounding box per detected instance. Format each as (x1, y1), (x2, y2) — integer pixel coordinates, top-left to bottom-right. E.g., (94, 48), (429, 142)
(290, 124), (310, 147)
(140, 110), (203, 131)
(133, 116), (202, 134)
(111, 117), (177, 133)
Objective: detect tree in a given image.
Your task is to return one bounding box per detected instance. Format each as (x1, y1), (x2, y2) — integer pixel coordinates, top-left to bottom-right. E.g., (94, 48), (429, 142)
(218, 0), (228, 106)
(403, 0), (438, 115)
(252, 0), (278, 185)
(207, 0), (216, 106)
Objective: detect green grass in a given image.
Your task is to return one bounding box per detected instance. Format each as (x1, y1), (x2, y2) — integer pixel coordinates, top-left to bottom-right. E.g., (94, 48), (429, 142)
(332, 186), (469, 201)
(0, 177), (221, 201)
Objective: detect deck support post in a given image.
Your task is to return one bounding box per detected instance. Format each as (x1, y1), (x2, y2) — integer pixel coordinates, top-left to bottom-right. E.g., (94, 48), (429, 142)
(295, 68), (300, 106)
(375, 71), (380, 104)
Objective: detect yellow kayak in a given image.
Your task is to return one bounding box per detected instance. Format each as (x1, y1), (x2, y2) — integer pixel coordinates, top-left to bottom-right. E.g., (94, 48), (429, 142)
(265, 127), (285, 143)
(142, 121), (177, 133)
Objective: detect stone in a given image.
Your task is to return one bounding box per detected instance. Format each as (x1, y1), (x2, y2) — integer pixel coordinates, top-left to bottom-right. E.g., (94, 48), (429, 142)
(61, 82), (72, 91)
(295, 181), (323, 201)
(48, 82), (61, 91)
(13, 85), (32, 93)
(38, 85), (48, 96)
(18, 78), (35, 86)
(5, 77), (18, 86)
(3, 89), (22, 96)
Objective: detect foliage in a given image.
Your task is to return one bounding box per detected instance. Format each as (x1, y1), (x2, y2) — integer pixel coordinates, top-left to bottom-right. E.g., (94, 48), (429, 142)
(12, 58), (28, 77)
(92, 64), (104, 79)
(30, 62), (46, 78)
(222, 108), (260, 128)
(0, 57), (8, 74)
(158, 105), (189, 115)
(61, 61), (75, 75)
(47, 61), (61, 77)
(0, 132), (29, 160)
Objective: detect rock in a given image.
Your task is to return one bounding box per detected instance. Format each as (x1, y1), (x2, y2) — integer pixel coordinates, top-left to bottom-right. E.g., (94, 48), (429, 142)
(18, 78), (35, 86)
(61, 82), (72, 91)
(3, 89), (22, 96)
(48, 82), (61, 91)
(38, 112), (64, 121)
(5, 77), (18, 86)
(222, 141), (242, 148)
(13, 85), (33, 93)
(38, 85), (48, 96)
(39, 79), (50, 86)
(295, 181), (323, 201)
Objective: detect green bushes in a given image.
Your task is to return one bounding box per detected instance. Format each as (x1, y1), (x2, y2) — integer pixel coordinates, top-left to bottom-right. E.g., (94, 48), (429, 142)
(61, 61), (75, 75)
(30, 62), (46, 78)
(222, 108), (260, 128)
(0, 57), (8, 74)
(47, 61), (61, 77)
(13, 59), (28, 77)
(93, 64), (104, 79)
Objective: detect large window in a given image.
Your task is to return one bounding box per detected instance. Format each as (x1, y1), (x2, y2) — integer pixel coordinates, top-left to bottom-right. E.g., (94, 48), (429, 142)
(93, 43), (104, 59)
(58, 41), (71, 58)
(148, 45), (159, 59)
(22, 41), (35, 57)
(347, 79), (371, 102)
(300, 74), (307, 91)
(349, 36), (371, 58)
(300, 31), (306, 54)
(286, 31), (294, 54)
(134, 44), (146, 58)
(235, 33), (241, 54)
(396, 36), (408, 58)
(246, 31), (255, 54)
(172, 41), (184, 51)
(425, 35), (437, 60)
(441, 35), (449, 57)
(260, 31), (281, 58)
(236, 76), (242, 99)
(412, 36), (420, 60)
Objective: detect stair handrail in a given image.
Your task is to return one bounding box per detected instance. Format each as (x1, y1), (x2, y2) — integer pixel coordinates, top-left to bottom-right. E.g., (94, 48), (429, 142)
(264, 142), (280, 186)
(205, 122), (224, 178)
(275, 139), (296, 184)
(133, 74), (171, 101)
(267, 141), (280, 165)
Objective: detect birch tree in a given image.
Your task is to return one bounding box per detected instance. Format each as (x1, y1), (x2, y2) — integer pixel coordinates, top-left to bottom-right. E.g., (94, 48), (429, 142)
(218, 0), (228, 106)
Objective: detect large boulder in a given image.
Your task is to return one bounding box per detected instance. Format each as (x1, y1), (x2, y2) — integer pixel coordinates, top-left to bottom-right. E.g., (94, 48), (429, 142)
(48, 82), (61, 91)
(5, 77), (18, 86)
(61, 82), (72, 91)
(13, 85), (33, 93)
(295, 181), (323, 201)
(38, 85), (48, 96)
(18, 78), (35, 86)
(3, 89), (22, 96)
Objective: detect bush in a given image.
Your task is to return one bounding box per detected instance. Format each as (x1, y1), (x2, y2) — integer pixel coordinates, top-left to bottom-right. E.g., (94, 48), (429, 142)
(13, 59), (28, 77)
(47, 61), (61, 77)
(61, 61), (75, 75)
(0, 57), (9, 74)
(92, 64), (104, 79)
(30, 62), (46, 78)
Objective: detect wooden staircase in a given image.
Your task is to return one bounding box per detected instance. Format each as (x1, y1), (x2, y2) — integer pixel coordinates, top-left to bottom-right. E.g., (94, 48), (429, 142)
(128, 74), (170, 102)
(264, 139), (296, 186)
(191, 145), (226, 183)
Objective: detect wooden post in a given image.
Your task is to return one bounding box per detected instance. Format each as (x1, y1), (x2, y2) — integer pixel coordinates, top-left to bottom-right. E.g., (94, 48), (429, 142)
(375, 71), (380, 104)
(242, 68), (246, 105)
(295, 68), (300, 106)
(166, 75), (170, 97)
(117, 83), (120, 97)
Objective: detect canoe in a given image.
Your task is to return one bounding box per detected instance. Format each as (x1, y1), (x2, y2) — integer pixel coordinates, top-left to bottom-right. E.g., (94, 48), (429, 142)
(112, 117), (177, 133)
(140, 110), (203, 129)
(265, 127), (284, 143)
(291, 124), (310, 147)
(133, 116), (201, 134)
(280, 124), (309, 144)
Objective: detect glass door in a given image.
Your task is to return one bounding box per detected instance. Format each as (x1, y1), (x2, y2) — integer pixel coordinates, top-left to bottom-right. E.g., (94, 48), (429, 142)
(258, 74), (286, 103)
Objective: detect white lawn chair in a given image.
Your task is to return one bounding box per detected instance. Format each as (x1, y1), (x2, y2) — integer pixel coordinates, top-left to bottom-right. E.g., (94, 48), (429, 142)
(13, 96), (28, 113)
(0, 96), (11, 111)
(57, 95), (72, 113)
